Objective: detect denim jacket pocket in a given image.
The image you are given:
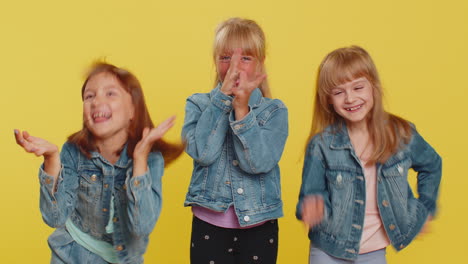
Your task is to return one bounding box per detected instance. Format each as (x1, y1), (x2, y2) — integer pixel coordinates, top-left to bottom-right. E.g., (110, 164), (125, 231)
(323, 170), (355, 236)
(79, 167), (103, 202)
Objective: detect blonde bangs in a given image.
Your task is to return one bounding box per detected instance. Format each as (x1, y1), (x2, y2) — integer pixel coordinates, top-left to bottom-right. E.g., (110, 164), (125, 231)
(213, 20), (264, 60)
(319, 53), (370, 95)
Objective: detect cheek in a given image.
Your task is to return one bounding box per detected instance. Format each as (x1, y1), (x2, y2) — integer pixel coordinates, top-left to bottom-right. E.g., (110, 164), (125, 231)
(217, 64), (229, 81)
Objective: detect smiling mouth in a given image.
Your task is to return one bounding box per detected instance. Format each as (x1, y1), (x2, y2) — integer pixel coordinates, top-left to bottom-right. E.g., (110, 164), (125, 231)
(345, 104), (363, 111)
(92, 112), (111, 122)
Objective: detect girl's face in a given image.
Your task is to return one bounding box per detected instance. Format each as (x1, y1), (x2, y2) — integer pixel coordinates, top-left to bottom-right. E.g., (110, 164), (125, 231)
(216, 51), (261, 83)
(329, 77), (374, 127)
(83, 72), (134, 143)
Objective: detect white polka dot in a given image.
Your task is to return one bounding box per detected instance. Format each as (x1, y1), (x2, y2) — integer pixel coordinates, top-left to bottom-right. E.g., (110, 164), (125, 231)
(228, 248), (233, 252)
(204, 235), (210, 240)
(269, 238), (274, 243)
(253, 256), (259, 260)
(233, 237), (238, 241)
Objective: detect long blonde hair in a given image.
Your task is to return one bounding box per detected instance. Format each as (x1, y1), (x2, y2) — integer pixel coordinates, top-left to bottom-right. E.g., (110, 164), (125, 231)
(307, 46), (411, 164)
(213, 17), (271, 98)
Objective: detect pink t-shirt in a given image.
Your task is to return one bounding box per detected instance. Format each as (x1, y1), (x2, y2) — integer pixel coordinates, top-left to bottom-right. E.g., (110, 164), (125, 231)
(192, 206), (265, 229)
(359, 163), (391, 254)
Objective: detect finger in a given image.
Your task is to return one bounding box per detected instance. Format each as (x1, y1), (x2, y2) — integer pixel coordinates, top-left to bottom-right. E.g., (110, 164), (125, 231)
(142, 127), (150, 139)
(14, 129), (25, 145)
(161, 115), (176, 126)
(253, 73), (267, 88)
(316, 196), (324, 221)
(229, 48), (242, 73)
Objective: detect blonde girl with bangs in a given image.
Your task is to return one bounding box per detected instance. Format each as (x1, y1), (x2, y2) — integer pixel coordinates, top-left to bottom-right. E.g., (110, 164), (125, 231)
(15, 63), (184, 264)
(182, 18), (288, 264)
(296, 46), (442, 263)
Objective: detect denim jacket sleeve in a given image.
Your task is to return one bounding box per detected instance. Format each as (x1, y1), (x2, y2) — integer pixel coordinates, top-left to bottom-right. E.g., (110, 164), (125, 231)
(409, 127), (442, 216)
(296, 137), (331, 222)
(125, 151), (164, 236)
(228, 99), (288, 174)
(39, 142), (79, 228)
(182, 88), (232, 166)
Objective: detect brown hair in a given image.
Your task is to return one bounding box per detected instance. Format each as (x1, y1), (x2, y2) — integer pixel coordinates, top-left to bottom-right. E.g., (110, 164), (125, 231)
(68, 62), (184, 166)
(308, 46), (412, 164)
(213, 17), (271, 98)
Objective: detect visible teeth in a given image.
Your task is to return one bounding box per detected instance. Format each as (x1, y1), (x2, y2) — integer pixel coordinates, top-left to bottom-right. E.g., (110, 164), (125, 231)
(92, 112), (110, 119)
(346, 105), (362, 111)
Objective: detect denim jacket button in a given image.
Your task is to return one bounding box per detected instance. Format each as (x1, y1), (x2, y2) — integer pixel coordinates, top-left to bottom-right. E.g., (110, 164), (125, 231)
(91, 174), (97, 181)
(104, 184), (109, 188)
(389, 224), (396, 230)
(134, 180), (140, 187)
(382, 200), (389, 207)
(45, 178), (52, 184)
(397, 165), (403, 175)
(102, 208), (108, 212)
(224, 100), (231, 106)
(234, 124), (241, 130)
(337, 174), (342, 183)
(232, 160), (239, 166)
(237, 188), (244, 194)
(116, 245), (124, 251)
(244, 215), (250, 222)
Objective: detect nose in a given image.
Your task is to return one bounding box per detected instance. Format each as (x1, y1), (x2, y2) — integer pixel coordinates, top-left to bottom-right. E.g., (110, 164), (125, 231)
(344, 91), (355, 103)
(91, 93), (104, 107)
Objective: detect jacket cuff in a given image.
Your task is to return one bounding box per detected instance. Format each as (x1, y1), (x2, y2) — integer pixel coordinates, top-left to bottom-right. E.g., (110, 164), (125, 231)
(210, 87), (233, 112)
(38, 165), (62, 196)
(126, 168), (152, 192)
(229, 107), (256, 134)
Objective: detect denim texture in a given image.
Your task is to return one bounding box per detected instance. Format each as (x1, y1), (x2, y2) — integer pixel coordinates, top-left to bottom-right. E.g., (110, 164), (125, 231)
(296, 124), (442, 260)
(182, 85), (288, 227)
(39, 142), (164, 264)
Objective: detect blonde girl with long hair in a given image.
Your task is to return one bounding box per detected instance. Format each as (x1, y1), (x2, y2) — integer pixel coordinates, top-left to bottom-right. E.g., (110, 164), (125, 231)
(296, 46), (442, 263)
(182, 18), (288, 264)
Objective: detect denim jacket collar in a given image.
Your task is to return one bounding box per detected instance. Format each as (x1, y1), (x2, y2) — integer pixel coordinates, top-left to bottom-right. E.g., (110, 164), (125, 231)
(329, 123), (354, 151)
(212, 83), (263, 108)
(89, 144), (132, 168)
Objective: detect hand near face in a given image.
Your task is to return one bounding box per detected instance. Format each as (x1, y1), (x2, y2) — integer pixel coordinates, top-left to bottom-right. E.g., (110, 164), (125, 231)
(218, 48), (265, 120)
(132, 116), (176, 176)
(301, 195), (325, 230)
(14, 129), (60, 177)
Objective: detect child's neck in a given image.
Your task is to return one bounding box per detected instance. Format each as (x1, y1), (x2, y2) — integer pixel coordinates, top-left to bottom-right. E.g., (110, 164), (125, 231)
(346, 121), (372, 165)
(95, 135), (127, 164)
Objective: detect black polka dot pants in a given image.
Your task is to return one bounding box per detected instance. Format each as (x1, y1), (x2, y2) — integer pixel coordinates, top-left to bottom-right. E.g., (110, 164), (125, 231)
(190, 216), (279, 264)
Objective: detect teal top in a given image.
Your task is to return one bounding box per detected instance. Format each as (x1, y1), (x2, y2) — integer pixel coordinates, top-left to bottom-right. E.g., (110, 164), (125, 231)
(65, 197), (118, 263)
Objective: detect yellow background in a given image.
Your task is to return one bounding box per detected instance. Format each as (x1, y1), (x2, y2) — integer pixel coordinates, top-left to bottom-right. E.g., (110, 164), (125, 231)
(1, 0), (466, 263)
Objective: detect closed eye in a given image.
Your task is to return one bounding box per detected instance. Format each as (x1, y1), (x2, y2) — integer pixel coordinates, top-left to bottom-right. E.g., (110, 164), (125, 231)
(219, 56), (231, 62)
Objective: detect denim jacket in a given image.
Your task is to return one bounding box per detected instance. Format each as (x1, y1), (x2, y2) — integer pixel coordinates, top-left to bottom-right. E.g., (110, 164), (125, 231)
(39, 142), (164, 264)
(182, 85), (288, 227)
(296, 124), (442, 260)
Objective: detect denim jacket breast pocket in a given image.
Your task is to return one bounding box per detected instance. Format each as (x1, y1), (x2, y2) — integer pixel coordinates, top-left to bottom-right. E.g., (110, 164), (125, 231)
(76, 165), (104, 228)
(323, 167), (356, 237)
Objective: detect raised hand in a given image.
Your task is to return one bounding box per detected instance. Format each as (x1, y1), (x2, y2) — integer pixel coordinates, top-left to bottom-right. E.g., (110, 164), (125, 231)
(219, 48), (243, 96)
(301, 195), (325, 230)
(132, 116), (176, 177)
(14, 129), (60, 177)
